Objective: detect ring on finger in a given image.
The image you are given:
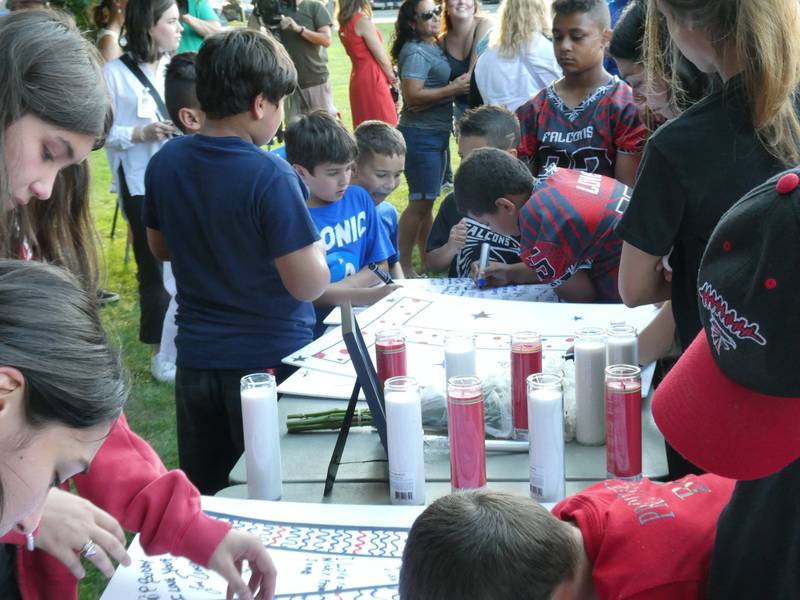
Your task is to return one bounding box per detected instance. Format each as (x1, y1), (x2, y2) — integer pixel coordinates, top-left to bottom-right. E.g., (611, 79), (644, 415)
(80, 540), (98, 558)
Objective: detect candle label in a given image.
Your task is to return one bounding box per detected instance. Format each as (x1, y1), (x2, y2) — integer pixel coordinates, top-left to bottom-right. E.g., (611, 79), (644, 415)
(606, 385), (642, 479)
(511, 342), (542, 434)
(389, 474), (416, 502)
(529, 465), (546, 499)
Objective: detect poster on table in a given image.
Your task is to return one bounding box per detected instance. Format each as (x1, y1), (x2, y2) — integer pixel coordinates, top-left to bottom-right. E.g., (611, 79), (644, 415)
(101, 496), (424, 599)
(281, 290), (658, 397)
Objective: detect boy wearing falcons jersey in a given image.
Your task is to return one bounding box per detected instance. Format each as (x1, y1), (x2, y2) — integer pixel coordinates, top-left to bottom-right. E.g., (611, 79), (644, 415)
(516, 0), (646, 187)
(455, 148), (630, 303)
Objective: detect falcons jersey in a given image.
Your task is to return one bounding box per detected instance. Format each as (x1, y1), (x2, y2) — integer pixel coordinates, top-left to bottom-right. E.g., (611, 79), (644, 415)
(516, 77), (646, 179)
(519, 167), (630, 302)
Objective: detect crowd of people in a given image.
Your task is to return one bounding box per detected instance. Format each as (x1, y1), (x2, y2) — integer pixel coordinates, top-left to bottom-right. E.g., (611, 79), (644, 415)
(1, 0), (799, 598)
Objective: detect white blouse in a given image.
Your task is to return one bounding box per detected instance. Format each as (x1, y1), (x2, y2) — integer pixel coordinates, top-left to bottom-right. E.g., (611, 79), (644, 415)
(474, 33), (562, 113)
(103, 54), (171, 196)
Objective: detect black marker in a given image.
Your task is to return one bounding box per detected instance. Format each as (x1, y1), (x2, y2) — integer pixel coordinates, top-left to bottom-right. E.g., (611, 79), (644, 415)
(369, 263), (394, 285)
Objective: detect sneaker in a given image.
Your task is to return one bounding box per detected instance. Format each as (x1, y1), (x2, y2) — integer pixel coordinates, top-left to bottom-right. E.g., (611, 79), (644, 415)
(97, 289), (120, 305)
(150, 353), (176, 383)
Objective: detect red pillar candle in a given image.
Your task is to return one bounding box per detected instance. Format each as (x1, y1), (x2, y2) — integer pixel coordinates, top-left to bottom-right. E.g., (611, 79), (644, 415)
(447, 376), (486, 490)
(605, 365), (642, 480)
(511, 331), (542, 440)
(375, 329), (407, 392)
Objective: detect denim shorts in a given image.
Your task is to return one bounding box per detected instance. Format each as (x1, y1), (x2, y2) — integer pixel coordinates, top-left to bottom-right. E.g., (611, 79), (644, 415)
(398, 125), (451, 201)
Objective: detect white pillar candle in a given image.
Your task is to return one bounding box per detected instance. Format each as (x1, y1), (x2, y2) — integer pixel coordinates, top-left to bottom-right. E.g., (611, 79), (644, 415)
(444, 332), (477, 389)
(385, 377), (426, 505)
(575, 328), (607, 445)
(606, 324), (639, 368)
(528, 373), (565, 503)
(241, 373), (282, 501)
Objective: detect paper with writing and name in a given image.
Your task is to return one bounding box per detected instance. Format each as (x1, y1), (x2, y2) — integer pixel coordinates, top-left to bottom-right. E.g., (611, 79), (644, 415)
(100, 497), (425, 599)
(323, 278), (560, 325)
(281, 290), (658, 396)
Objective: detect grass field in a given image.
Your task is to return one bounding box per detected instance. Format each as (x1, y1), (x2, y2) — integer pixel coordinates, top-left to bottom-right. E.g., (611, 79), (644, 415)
(79, 22), (457, 599)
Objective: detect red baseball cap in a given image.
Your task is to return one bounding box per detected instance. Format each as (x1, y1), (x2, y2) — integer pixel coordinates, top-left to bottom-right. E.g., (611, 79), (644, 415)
(652, 169), (800, 480)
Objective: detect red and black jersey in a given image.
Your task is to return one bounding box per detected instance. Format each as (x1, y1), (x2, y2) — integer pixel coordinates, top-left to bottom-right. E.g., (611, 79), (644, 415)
(519, 167), (630, 302)
(516, 77), (646, 179)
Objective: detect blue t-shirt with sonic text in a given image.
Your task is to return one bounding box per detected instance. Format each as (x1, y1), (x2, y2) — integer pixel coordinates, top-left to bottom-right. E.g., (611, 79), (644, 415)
(308, 184), (394, 336)
(309, 185), (394, 282)
(143, 134), (320, 369)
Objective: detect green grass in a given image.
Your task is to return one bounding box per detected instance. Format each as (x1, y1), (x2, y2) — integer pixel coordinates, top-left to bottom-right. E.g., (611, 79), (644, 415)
(79, 23), (458, 599)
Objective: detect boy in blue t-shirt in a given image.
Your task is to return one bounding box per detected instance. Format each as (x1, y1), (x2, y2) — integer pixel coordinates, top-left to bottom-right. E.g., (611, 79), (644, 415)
(351, 120), (407, 282)
(285, 111), (396, 337)
(143, 30), (329, 495)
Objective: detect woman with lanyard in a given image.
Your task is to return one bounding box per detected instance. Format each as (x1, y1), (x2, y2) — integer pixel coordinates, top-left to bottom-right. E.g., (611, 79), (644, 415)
(0, 11), (276, 600)
(104, 0), (181, 382)
(391, 0), (470, 278)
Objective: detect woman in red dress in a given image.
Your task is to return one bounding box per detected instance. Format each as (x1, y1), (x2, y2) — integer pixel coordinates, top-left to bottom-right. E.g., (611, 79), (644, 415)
(338, 0), (399, 127)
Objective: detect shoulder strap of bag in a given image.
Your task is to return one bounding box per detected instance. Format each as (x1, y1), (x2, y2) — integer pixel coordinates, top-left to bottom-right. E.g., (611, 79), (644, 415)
(120, 53), (169, 121)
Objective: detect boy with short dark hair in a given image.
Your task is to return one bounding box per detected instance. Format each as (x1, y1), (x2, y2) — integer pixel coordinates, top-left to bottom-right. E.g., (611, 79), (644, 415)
(516, 0), (646, 187)
(351, 120), (406, 281)
(285, 111), (396, 335)
(454, 148), (631, 302)
(143, 29), (329, 495)
(400, 476), (734, 600)
(425, 105), (525, 277)
(164, 52), (205, 134)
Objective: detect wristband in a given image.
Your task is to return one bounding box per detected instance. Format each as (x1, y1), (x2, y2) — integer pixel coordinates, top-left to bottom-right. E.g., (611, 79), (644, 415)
(299, 26), (305, 35)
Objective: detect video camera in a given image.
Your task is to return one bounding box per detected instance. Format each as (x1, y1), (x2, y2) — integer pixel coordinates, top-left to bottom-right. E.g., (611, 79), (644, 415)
(253, 0), (297, 40)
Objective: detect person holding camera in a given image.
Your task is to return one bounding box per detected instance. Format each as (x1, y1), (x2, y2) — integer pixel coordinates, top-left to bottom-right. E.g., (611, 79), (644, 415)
(258, 0), (337, 124)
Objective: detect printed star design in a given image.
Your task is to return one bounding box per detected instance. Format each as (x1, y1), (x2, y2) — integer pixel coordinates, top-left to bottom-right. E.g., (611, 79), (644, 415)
(573, 315), (584, 321)
(435, 360), (445, 369)
(291, 355), (307, 362)
(472, 311), (491, 319)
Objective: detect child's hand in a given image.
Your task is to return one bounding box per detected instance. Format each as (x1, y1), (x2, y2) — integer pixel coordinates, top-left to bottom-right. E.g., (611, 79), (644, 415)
(469, 261), (509, 288)
(208, 529), (277, 600)
(447, 219), (468, 251)
(449, 73), (471, 96)
(366, 283), (400, 304)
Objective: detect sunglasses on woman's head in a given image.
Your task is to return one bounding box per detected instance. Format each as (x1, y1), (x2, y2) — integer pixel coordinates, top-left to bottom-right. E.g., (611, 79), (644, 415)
(416, 5), (442, 20)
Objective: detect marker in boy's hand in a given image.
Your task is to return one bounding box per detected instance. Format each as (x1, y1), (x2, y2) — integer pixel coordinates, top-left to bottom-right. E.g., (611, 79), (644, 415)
(469, 261), (511, 288)
(476, 242), (490, 288)
(369, 262), (394, 285)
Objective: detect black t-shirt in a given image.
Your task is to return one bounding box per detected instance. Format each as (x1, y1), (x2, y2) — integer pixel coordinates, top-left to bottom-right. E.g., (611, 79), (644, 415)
(426, 193), (521, 277)
(710, 458), (800, 599)
(617, 76), (786, 349)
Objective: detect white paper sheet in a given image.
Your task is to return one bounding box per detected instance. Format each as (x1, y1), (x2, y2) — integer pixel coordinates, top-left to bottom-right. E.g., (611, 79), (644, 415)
(323, 278), (560, 325)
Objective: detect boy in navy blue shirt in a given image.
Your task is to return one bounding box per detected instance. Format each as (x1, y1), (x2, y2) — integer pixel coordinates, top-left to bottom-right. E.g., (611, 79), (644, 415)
(285, 111), (396, 337)
(143, 30), (329, 495)
(351, 120), (407, 282)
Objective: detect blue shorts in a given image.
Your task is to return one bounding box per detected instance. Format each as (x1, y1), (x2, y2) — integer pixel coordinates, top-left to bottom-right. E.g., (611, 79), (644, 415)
(398, 125), (450, 201)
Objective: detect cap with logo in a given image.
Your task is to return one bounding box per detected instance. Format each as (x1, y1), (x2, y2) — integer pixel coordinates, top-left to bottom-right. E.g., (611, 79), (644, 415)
(652, 169), (800, 480)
